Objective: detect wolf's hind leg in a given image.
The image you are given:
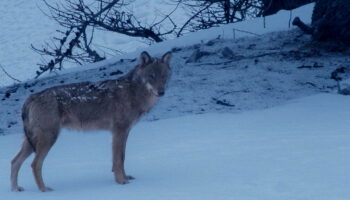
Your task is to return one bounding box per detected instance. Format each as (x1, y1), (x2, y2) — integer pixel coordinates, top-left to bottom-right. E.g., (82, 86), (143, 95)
(11, 138), (34, 192)
(31, 130), (59, 192)
(31, 143), (54, 192)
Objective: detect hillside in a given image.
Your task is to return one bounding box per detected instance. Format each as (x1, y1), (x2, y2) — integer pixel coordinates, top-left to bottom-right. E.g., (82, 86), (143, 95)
(0, 1), (312, 87)
(1, 28), (349, 135)
(0, 0), (185, 87)
(1, 2), (350, 199)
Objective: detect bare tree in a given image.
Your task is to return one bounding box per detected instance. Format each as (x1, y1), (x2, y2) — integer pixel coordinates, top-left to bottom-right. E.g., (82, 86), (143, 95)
(174, 0), (263, 36)
(33, 0), (177, 78)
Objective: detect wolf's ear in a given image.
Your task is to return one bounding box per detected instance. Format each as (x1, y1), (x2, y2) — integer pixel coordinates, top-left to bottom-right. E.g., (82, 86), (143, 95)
(161, 51), (172, 65)
(140, 51), (152, 66)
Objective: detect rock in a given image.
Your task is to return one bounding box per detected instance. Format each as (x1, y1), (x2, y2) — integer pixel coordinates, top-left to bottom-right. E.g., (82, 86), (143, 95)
(186, 49), (212, 63)
(206, 39), (220, 46)
(339, 79), (350, 95)
(171, 47), (182, 52)
(212, 97), (235, 107)
(110, 70), (123, 76)
(221, 47), (234, 59)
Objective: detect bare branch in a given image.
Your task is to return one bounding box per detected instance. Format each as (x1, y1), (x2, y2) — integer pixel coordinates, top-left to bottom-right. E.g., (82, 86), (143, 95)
(33, 0), (180, 77)
(0, 64), (22, 83)
(174, 0), (263, 36)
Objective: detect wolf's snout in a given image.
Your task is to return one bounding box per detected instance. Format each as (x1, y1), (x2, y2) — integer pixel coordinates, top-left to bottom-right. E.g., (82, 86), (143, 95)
(158, 91), (165, 96)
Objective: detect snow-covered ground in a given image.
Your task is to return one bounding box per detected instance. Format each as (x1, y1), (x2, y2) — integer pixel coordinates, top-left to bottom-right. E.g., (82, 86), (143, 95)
(0, 1), (313, 87)
(1, 94), (350, 199)
(2, 28), (349, 136)
(0, 0), (186, 87)
(1, 3), (330, 135)
(1, 2), (350, 199)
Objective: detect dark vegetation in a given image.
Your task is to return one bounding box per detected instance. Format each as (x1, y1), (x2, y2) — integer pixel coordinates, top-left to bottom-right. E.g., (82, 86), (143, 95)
(30, 0), (348, 78)
(293, 0), (350, 45)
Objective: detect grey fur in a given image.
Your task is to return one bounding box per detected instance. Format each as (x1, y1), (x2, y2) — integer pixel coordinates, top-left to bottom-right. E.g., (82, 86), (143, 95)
(11, 51), (172, 192)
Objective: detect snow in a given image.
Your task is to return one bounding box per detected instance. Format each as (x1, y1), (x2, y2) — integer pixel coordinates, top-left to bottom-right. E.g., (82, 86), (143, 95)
(340, 78), (350, 90)
(0, 0), (186, 87)
(1, 1), (350, 199)
(0, 0), (56, 86)
(1, 94), (350, 199)
(0, 1), (314, 87)
(136, 2), (314, 57)
(46, 2), (316, 78)
(2, 28), (349, 135)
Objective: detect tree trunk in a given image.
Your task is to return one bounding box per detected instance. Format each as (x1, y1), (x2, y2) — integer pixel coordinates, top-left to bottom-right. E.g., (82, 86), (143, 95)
(224, 0), (230, 23)
(293, 0), (350, 45)
(262, 0), (315, 16)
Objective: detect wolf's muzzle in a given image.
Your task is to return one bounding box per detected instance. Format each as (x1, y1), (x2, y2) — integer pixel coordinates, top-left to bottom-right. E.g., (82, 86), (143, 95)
(158, 91), (165, 96)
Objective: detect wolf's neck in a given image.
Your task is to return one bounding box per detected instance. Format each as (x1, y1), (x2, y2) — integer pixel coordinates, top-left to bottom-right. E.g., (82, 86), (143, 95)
(129, 81), (158, 113)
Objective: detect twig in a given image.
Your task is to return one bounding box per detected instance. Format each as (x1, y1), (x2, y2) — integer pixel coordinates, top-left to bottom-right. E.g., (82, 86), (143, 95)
(0, 64), (22, 83)
(190, 52), (278, 66)
(176, 3), (213, 37)
(289, 10), (292, 28)
(232, 28), (260, 36)
(212, 97), (235, 107)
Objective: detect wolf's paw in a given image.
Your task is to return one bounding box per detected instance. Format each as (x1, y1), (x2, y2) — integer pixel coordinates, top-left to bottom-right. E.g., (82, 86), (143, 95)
(40, 186), (53, 192)
(126, 175), (135, 180)
(116, 179), (130, 184)
(12, 186), (25, 192)
(115, 175), (130, 184)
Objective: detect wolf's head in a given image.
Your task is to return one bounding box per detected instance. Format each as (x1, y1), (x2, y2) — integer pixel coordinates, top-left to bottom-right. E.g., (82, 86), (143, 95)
(132, 51), (172, 97)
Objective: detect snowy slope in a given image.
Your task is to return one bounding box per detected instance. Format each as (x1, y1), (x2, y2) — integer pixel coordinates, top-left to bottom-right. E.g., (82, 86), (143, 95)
(1, 28), (350, 136)
(1, 2), (350, 199)
(1, 94), (350, 199)
(0, 2), (314, 87)
(0, 0), (185, 87)
(35, 2), (316, 79)
(0, 0), (56, 86)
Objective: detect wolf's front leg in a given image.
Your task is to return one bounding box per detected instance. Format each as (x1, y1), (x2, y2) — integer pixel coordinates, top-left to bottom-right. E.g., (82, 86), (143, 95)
(112, 128), (133, 184)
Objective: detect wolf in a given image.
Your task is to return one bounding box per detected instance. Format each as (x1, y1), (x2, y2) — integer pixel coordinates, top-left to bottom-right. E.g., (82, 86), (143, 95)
(10, 51), (172, 192)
